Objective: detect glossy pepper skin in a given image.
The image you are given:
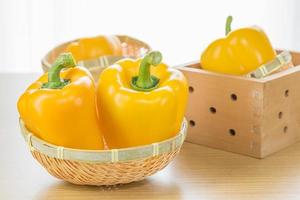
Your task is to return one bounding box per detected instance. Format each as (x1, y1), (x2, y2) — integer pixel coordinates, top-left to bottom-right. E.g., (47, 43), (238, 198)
(97, 51), (188, 148)
(66, 35), (122, 62)
(201, 16), (276, 75)
(17, 53), (104, 150)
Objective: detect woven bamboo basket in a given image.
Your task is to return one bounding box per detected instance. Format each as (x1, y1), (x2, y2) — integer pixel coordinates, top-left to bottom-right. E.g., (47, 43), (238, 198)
(19, 118), (187, 186)
(41, 35), (152, 81)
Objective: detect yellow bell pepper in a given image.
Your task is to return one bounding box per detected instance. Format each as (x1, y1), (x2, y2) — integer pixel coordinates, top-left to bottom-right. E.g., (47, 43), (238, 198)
(97, 51), (188, 148)
(66, 35), (122, 62)
(17, 53), (104, 150)
(201, 16), (276, 75)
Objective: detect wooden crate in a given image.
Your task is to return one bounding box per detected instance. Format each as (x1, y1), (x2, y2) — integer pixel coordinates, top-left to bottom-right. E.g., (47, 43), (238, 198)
(175, 51), (300, 158)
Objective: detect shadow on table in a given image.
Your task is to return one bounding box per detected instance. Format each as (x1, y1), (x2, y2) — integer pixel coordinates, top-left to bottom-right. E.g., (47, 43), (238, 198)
(35, 177), (182, 200)
(172, 142), (300, 199)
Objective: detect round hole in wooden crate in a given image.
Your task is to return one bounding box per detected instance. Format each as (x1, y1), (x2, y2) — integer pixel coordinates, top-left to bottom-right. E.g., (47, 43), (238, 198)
(189, 86), (194, 93)
(229, 129), (236, 136)
(209, 107), (216, 114)
(278, 112), (283, 119)
(285, 90), (289, 97)
(189, 120), (195, 127)
(283, 126), (288, 133)
(231, 94), (237, 101)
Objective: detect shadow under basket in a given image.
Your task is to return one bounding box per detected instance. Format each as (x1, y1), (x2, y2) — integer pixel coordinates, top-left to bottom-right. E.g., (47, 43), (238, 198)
(175, 51), (300, 159)
(41, 35), (151, 81)
(19, 119), (187, 186)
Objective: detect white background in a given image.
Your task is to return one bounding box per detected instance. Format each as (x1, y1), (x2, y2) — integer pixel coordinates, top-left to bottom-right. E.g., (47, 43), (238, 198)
(0, 0), (299, 72)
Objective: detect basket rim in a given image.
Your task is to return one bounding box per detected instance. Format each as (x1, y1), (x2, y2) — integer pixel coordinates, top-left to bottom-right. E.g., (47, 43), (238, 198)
(41, 35), (152, 70)
(19, 118), (187, 163)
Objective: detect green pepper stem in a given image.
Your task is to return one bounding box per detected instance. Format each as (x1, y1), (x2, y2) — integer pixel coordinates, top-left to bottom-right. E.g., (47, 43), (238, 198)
(42, 53), (76, 89)
(131, 51), (162, 91)
(225, 15), (233, 35)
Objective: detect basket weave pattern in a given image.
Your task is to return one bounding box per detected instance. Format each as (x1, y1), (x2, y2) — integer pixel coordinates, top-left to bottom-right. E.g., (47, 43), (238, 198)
(20, 119), (187, 186)
(31, 149), (179, 186)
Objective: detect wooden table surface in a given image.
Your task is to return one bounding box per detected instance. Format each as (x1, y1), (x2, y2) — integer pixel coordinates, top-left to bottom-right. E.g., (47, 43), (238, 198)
(2, 73), (300, 200)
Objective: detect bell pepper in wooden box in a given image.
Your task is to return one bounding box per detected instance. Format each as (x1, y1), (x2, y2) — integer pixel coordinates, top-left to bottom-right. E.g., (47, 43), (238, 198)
(175, 16), (299, 158)
(176, 51), (299, 158)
